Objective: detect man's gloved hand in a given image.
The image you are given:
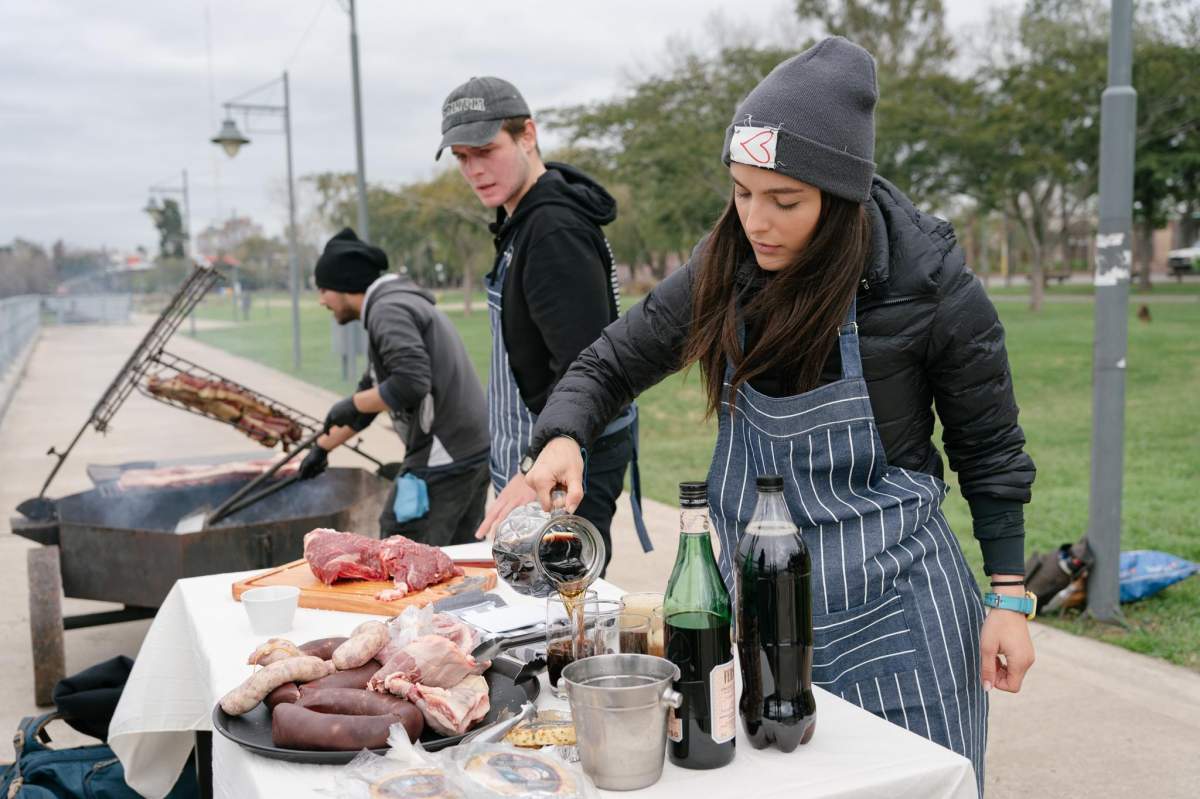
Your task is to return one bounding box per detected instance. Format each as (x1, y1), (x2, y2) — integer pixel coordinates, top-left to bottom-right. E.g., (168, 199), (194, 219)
(324, 396), (372, 433)
(298, 446), (329, 480)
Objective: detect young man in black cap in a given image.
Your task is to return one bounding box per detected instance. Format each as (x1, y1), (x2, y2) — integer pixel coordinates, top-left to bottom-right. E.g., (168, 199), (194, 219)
(299, 227), (491, 546)
(436, 76), (651, 565)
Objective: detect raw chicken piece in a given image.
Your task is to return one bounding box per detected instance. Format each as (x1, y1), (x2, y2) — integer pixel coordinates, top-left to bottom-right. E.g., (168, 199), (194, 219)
(369, 635), (485, 692)
(403, 675), (490, 736)
(431, 613), (480, 654)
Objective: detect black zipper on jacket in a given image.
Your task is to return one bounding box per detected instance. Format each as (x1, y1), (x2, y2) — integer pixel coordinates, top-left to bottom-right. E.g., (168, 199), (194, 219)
(857, 294), (921, 313)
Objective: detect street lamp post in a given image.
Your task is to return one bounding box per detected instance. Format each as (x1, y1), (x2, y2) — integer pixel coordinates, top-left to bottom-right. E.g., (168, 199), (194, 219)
(1086, 0), (1137, 623)
(211, 72), (302, 371)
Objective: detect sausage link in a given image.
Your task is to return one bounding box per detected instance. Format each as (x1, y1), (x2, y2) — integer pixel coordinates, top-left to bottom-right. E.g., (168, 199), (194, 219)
(271, 703), (422, 750)
(331, 621), (390, 670)
(219, 656), (334, 716)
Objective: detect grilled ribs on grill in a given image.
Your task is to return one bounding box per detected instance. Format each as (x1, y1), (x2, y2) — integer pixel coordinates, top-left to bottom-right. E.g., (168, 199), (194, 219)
(116, 456), (301, 491)
(145, 373), (303, 447)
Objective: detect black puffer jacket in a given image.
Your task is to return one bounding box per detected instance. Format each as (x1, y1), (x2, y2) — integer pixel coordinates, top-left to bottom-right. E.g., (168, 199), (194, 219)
(530, 177), (1036, 574)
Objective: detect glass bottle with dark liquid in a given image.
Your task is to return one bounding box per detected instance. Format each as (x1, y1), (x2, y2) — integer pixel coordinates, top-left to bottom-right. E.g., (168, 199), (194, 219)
(735, 474), (816, 752)
(663, 481), (735, 770)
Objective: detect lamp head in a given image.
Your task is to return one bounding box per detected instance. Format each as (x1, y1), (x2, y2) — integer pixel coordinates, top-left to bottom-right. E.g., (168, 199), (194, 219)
(211, 117), (250, 158)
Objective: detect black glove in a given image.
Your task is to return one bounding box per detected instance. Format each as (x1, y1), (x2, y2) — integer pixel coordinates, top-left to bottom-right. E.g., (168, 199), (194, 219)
(297, 446), (329, 480)
(324, 396), (372, 433)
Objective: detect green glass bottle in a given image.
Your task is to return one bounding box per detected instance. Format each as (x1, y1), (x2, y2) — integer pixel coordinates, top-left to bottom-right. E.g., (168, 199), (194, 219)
(663, 481), (736, 769)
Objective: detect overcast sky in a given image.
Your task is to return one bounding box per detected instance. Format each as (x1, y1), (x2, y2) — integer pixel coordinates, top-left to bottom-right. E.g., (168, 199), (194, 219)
(1, 0), (1017, 253)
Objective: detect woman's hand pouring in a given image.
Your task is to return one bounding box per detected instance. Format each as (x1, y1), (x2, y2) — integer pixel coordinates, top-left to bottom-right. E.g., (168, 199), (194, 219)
(524, 436), (586, 513)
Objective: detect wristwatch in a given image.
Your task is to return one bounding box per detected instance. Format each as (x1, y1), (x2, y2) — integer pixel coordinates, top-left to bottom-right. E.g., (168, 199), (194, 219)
(982, 591), (1038, 620)
(518, 453), (536, 476)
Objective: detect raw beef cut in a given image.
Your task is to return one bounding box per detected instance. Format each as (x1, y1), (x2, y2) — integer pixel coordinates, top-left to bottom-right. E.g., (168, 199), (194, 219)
(303, 529), (387, 584)
(378, 535), (463, 595)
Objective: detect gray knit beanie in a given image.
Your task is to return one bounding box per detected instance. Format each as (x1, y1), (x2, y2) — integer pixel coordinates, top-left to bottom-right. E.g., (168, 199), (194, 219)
(721, 37), (878, 203)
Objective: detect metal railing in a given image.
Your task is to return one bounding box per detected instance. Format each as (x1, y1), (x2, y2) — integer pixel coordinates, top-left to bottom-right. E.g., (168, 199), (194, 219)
(0, 295), (41, 379)
(42, 294), (132, 325)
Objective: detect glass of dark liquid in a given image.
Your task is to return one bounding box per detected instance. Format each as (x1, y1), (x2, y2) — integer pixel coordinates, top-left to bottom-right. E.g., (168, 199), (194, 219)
(618, 612), (652, 655)
(545, 591), (598, 696)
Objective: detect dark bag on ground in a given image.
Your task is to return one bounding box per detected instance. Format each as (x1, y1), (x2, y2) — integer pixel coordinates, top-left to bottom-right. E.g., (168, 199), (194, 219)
(1025, 537), (1094, 611)
(0, 657), (198, 798)
(52, 656), (134, 742)
(0, 711), (197, 799)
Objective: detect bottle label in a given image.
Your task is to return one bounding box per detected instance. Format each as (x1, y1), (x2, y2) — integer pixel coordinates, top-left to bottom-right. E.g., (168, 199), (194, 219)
(710, 659), (736, 744)
(668, 707), (682, 742)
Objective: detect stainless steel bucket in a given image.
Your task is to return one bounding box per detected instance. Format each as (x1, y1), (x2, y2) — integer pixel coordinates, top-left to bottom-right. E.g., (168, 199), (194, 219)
(562, 654), (682, 791)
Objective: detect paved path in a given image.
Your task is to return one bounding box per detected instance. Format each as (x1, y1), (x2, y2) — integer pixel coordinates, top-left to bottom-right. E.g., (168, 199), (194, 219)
(1, 320), (1197, 798)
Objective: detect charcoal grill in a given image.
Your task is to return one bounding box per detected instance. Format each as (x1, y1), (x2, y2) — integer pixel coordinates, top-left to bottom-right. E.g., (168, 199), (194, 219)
(11, 264), (397, 705)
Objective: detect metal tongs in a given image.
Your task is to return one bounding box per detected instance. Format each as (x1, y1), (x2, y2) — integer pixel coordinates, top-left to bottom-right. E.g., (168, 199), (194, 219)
(173, 428), (322, 532)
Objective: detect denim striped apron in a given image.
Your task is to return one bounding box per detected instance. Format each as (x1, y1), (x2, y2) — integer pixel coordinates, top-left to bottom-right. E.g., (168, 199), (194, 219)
(708, 300), (986, 794)
(486, 246), (652, 551)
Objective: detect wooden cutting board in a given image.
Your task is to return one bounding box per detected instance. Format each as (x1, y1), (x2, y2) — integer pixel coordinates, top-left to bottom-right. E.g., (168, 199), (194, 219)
(231, 559), (497, 616)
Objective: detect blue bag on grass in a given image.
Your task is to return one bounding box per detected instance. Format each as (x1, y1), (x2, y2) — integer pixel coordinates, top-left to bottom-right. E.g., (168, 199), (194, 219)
(392, 472), (430, 523)
(1118, 550), (1197, 603)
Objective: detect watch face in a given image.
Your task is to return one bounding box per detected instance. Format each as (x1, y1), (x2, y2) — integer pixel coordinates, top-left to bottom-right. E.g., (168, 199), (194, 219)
(519, 455), (535, 475)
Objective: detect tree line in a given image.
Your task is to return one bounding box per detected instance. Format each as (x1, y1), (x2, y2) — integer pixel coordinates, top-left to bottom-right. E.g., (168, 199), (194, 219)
(163, 0), (1200, 311)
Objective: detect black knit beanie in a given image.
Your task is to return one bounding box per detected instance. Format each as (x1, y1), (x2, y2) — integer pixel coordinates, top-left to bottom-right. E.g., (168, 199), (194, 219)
(313, 227), (388, 293)
(721, 37), (878, 203)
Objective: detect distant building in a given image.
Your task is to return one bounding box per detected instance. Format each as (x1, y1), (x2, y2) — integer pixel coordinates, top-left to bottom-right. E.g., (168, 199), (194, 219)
(195, 215), (264, 260)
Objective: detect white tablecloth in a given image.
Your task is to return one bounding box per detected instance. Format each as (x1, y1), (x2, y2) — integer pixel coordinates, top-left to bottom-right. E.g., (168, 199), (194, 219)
(110, 543), (976, 799)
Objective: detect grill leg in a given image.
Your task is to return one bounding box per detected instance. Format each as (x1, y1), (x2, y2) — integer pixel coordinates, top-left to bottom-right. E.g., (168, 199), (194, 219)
(27, 545), (66, 707)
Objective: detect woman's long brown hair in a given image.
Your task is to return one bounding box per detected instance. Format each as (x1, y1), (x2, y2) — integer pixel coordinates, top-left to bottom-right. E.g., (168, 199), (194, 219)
(682, 189), (872, 417)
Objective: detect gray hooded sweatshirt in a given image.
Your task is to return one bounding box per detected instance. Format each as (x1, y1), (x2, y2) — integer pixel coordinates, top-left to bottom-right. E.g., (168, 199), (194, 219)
(360, 275), (489, 474)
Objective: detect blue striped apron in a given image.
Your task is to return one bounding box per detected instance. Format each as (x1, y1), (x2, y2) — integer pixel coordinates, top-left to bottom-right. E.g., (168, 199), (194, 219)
(708, 300), (986, 794)
(486, 245), (652, 552)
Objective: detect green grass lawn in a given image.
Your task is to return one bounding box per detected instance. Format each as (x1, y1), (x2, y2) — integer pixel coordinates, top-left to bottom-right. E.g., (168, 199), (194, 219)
(983, 279), (1200, 296)
(191, 289), (1199, 669)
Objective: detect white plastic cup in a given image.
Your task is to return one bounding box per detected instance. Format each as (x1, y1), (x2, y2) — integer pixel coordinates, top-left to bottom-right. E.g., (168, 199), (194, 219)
(241, 586), (300, 635)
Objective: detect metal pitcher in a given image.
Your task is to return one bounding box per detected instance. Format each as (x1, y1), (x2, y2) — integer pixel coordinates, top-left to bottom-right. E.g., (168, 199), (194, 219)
(492, 490), (606, 598)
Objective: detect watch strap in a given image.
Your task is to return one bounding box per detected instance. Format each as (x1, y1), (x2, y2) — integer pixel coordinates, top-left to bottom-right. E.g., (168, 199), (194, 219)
(983, 591), (1037, 620)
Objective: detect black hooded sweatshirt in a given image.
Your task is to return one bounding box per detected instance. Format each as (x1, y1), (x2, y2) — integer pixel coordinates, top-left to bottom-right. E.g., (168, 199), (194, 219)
(488, 162), (620, 415)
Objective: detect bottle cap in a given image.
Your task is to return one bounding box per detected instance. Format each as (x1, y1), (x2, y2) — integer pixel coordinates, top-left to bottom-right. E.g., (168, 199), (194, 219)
(756, 474), (785, 492)
(678, 481), (708, 507)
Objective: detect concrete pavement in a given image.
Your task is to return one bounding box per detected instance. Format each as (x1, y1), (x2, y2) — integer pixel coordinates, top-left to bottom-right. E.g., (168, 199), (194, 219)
(2, 319), (1197, 797)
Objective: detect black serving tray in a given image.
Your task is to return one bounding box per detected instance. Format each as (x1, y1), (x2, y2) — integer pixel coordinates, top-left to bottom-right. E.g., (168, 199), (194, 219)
(212, 657), (540, 765)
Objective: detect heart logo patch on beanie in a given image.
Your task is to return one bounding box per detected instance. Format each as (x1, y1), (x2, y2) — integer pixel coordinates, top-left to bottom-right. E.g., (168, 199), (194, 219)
(730, 125), (778, 169)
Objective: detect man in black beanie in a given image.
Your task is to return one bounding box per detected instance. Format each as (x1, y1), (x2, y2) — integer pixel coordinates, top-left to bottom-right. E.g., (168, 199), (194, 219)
(301, 227), (491, 545)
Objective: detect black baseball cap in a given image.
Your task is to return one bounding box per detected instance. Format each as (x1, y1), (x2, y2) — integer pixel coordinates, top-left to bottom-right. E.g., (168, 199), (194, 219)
(436, 76), (531, 160)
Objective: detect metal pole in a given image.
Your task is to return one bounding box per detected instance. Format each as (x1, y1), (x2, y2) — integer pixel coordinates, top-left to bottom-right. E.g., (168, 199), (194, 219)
(348, 0), (370, 381)
(283, 70), (302, 371)
(183, 168), (197, 336)
(349, 0), (370, 243)
(1086, 0), (1136, 623)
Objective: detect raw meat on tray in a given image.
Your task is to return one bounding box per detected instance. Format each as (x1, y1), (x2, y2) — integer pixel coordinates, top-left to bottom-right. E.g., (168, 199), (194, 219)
(369, 635), (486, 691)
(398, 674), (490, 737)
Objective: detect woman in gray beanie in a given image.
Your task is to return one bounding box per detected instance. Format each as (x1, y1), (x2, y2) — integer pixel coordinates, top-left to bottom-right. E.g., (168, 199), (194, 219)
(522, 37), (1034, 789)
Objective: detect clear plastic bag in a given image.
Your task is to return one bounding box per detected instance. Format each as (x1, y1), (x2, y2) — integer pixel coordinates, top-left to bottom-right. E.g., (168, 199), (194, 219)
(448, 741), (598, 799)
(331, 722), (465, 799)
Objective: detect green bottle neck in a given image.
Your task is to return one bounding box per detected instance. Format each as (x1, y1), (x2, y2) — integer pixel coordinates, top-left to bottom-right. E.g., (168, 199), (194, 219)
(664, 505), (730, 621)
